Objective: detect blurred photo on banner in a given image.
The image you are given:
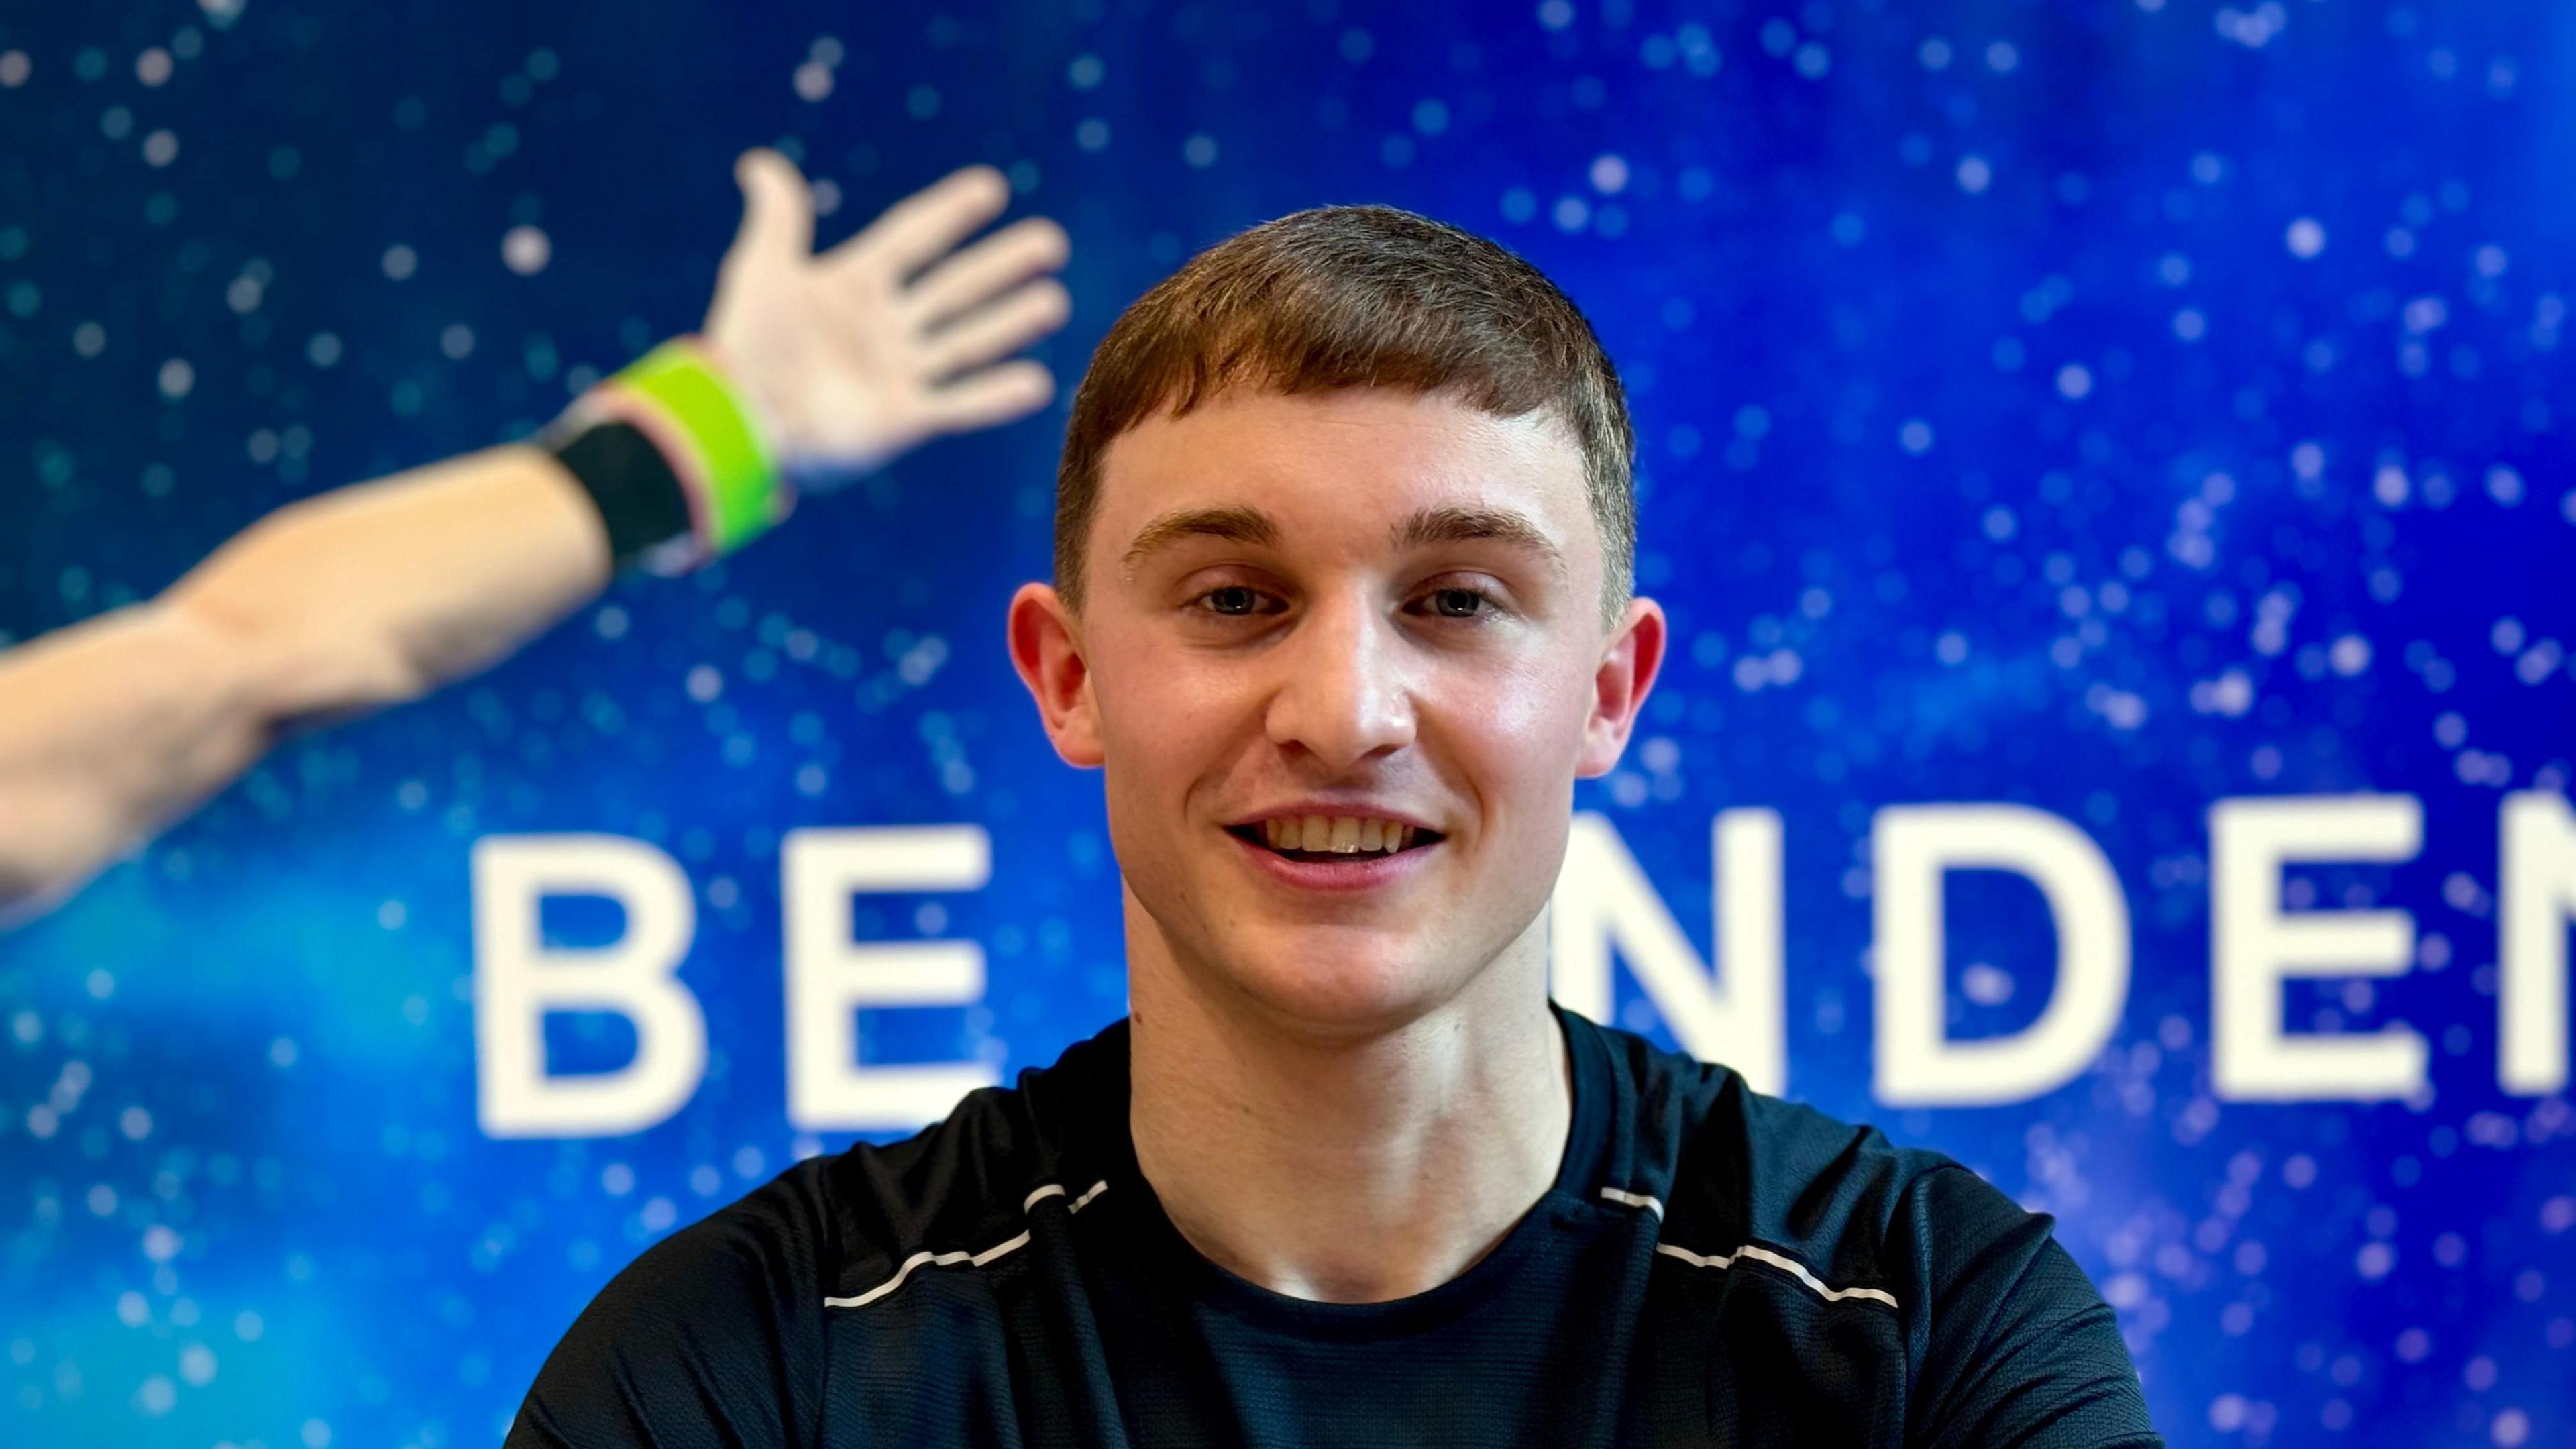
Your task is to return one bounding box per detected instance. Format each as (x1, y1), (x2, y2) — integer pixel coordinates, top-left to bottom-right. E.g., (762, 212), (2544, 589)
(1, 1), (2571, 1446)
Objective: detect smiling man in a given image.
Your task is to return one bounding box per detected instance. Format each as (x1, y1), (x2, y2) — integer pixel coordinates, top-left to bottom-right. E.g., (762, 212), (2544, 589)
(507, 195), (2163, 1446)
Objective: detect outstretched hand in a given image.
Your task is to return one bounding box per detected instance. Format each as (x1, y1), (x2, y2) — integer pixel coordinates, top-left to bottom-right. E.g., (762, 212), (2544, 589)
(704, 149), (1072, 489)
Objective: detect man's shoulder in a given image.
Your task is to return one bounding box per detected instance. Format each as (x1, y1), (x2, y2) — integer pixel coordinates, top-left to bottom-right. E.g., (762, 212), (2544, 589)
(1588, 1016), (1994, 1303)
(1589, 1024), (2158, 1442)
(550, 1067), (1057, 1328)
(783, 1019), (1124, 1300)
(509, 1148), (849, 1447)
(1591, 1014), (1957, 1205)
(508, 1028), (1126, 1447)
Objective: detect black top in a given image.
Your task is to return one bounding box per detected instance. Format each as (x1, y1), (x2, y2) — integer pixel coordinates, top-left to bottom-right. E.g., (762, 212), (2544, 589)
(507, 1008), (2162, 1448)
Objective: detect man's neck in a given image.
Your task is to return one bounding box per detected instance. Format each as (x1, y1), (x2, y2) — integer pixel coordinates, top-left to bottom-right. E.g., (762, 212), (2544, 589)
(1123, 910), (1573, 1304)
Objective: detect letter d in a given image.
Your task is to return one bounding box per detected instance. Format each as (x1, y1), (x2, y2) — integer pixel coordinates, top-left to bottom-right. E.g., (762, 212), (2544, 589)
(1874, 804), (2131, 1106)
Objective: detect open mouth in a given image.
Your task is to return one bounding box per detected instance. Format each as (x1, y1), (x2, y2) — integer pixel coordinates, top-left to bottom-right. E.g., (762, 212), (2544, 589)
(1225, 817), (1447, 864)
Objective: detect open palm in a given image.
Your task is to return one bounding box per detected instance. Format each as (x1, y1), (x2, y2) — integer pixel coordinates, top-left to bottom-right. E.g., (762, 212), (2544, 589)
(704, 148), (1072, 488)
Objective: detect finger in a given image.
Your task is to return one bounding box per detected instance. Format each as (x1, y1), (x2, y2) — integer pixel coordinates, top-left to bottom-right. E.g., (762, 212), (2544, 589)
(842, 164), (1012, 280)
(921, 280), (1072, 380)
(921, 360), (1055, 434)
(902, 216), (1070, 331)
(726, 148), (816, 269)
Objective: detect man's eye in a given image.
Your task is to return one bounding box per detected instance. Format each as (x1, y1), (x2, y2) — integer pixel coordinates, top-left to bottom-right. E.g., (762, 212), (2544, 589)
(1196, 586), (1269, 616)
(1426, 587), (1489, 619)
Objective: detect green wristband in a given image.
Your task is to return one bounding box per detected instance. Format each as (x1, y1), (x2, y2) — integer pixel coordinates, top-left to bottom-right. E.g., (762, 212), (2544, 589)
(602, 339), (789, 559)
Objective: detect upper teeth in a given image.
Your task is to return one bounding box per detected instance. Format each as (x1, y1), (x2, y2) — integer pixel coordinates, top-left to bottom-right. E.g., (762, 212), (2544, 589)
(1260, 815), (1417, 854)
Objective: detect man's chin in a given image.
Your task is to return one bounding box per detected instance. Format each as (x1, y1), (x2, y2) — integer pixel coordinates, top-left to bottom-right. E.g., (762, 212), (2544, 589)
(1191, 930), (1478, 1041)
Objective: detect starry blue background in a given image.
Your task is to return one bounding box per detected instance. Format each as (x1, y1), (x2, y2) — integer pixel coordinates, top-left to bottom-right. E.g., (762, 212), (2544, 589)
(3, 1), (2574, 1445)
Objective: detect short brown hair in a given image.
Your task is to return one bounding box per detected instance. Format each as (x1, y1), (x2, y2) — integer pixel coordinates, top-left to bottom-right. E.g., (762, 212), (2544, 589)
(1053, 205), (1635, 623)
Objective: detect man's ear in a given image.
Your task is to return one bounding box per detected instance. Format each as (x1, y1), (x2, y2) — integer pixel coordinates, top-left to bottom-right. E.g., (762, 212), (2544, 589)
(1008, 582), (1105, 768)
(1574, 596), (1667, 779)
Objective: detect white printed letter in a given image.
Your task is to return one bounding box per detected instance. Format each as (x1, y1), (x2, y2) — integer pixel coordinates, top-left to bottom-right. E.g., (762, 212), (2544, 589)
(473, 835), (706, 1138)
(1874, 805), (2130, 1106)
(1551, 810), (1784, 1095)
(783, 826), (998, 1131)
(2211, 795), (2425, 1101)
(2502, 791), (2576, 1095)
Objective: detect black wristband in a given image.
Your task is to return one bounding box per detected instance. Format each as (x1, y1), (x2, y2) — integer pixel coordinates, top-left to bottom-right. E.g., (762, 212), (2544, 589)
(543, 417), (695, 568)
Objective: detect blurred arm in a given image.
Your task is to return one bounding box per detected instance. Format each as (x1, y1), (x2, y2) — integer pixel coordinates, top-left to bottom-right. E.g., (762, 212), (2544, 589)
(0, 148), (1071, 928)
(0, 446), (608, 920)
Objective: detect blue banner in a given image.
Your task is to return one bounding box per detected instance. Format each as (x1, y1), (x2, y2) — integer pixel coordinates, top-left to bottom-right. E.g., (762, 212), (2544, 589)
(3, 3), (2571, 1446)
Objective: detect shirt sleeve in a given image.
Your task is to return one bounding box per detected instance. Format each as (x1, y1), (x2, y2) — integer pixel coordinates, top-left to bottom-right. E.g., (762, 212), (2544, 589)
(504, 1172), (835, 1449)
(1889, 1164), (2164, 1449)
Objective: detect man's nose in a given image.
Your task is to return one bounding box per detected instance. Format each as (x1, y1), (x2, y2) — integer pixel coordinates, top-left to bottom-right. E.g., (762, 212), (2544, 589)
(1261, 592), (1417, 771)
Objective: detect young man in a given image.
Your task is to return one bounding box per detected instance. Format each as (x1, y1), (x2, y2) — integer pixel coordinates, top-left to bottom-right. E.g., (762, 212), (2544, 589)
(508, 184), (2164, 1445)
(1, 155), (2159, 1444)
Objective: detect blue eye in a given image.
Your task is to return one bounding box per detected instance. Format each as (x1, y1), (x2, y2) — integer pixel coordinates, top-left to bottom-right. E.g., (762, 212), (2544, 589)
(1195, 586), (1273, 616)
(1421, 580), (1504, 613)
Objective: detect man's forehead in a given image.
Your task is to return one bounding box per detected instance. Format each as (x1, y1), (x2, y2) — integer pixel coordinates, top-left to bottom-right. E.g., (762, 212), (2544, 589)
(1106, 385), (1582, 468)
(1091, 388), (1593, 571)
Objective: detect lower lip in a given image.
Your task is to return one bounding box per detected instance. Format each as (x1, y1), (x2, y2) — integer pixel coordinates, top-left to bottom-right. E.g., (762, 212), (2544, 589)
(1227, 828), (1440, 893)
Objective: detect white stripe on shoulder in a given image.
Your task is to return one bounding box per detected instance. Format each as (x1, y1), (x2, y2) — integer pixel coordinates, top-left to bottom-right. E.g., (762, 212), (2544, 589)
(824, 1178), (1110, 1310)
(1652, 1240), (1900, 1309)
(1599, 1185), (1896, 1309)
(1599, 1186), (1664, 1217)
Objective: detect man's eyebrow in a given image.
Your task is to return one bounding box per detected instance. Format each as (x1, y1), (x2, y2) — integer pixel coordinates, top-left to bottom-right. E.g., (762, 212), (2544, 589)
(1120, 505), (1282, 578)
(1117, 502), (1568, 580)
(1391, 505), (1568, 578)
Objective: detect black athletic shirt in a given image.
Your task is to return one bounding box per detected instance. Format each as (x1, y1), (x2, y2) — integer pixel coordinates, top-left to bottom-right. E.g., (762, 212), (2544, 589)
(506, 1007), (2162, 1447)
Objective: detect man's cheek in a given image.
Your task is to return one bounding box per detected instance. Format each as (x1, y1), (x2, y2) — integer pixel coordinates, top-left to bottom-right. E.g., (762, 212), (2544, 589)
(1101, 662), (1200, 750)
(1119, 652), (1237, 726)
(1444, 674), (1589, 779)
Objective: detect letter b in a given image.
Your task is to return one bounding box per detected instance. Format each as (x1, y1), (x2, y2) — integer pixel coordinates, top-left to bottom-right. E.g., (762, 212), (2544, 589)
(472, 835), (706, 1138)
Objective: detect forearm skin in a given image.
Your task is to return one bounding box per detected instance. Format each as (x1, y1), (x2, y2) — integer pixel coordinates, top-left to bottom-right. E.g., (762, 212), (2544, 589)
(0, 445), (609, 922)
